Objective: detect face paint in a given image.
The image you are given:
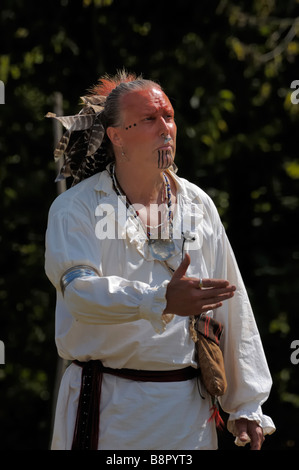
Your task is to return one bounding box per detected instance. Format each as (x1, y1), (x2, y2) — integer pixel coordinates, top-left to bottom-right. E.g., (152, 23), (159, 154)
(157, 149), (172, 169)
(115, 88), (177, 170)
(125, 123), (137, 130)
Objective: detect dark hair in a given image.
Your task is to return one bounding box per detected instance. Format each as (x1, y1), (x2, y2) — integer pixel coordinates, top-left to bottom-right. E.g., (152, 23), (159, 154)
(91, 70), (161, 165)
(103, 79), (161, 128)
(49, 70), (163, 185)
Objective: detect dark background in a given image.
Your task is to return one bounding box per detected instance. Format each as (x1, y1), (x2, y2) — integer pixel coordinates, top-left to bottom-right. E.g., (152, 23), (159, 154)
(0, 0), (298, 450)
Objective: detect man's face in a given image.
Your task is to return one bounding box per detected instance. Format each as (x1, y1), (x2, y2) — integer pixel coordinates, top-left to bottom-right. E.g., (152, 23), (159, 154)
(111, 86), (177, 171)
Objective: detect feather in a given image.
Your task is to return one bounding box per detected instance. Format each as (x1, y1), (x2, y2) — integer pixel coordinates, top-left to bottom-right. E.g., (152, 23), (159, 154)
(46, 111), (95, 131)
(53, 129), (71, 162)
(86, 117), (105, 156)
(80, 95), (106, 113)
(46, 96), (109, 185)
(80, 95), (106, 106)
(50, 114), (99, 162)
(208, 399), (225, 430)
(88, 104), (105, 113)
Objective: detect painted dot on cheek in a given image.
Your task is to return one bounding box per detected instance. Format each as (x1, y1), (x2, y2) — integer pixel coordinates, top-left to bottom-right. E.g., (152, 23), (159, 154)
(125, 123), (137, 130)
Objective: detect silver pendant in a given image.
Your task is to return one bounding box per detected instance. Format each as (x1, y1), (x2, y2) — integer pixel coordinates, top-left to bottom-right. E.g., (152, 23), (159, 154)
(148, 238), (176, 261)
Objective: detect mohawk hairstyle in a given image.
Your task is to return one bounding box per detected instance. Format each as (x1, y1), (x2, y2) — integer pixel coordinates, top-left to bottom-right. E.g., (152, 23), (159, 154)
(89, 69), (143, 97)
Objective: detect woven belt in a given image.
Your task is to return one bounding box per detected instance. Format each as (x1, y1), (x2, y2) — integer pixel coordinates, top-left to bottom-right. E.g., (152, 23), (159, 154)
(71, 360), (199, 450)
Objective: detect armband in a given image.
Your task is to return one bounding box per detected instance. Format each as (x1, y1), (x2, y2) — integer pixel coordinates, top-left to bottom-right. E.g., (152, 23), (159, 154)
(60, 265), (100, 295)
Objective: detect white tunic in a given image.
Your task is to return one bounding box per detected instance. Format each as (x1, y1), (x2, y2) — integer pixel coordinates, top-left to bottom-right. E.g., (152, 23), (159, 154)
(45, 168), (275, 450)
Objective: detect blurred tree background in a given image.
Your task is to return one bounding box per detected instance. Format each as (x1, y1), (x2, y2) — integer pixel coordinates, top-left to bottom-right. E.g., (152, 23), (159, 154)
(0, 0), (298, 450)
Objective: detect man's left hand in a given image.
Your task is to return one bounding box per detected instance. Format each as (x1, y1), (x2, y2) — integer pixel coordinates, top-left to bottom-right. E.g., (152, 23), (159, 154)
(235, 418), (265, 450)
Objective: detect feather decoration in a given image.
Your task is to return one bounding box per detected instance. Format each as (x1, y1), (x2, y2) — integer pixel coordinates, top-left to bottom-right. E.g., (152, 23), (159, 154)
(80, 94), (106, 106)
(80, 94), (106, 113)
(208, 399), (225, 430)
(45, 111), (94, 131)
(86, 115), (105, 156)
(52, 128), (72, 162)
(46, 95), (108, 185)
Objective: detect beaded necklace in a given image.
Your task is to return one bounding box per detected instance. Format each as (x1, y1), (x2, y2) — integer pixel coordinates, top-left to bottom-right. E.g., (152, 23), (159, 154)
(110, 164), (176, 260)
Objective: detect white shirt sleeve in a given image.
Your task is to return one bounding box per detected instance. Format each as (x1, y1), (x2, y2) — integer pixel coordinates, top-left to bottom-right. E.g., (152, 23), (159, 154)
(45, 199), (169, 333)
(211, 220), (275, 441)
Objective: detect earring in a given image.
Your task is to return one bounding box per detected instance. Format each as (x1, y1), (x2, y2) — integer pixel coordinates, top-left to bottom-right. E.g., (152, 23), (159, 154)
(120, 147), (128, 161)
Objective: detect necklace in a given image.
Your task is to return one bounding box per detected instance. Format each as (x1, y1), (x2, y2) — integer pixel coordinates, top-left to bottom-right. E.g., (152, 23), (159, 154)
(110, 164), (176, 261)
(147, 172), (176, 260)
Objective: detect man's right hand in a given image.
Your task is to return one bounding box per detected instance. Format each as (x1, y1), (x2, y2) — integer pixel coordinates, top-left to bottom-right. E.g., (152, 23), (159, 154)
(164, 253), (236, 317)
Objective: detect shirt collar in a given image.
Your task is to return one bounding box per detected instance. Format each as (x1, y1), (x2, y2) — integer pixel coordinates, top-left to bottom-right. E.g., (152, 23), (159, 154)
(93, 165), (114, 196)
(93, 165), (202, 203)
(92, 166), (204, 262)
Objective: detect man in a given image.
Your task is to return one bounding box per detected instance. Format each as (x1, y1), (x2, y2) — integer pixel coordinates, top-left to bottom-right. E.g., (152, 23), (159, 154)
(45, 71), (275, 450)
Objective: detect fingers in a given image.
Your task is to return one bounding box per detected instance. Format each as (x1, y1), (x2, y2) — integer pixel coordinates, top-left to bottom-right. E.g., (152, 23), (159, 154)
(171, 253), (191, 280)
(191, 278), (236, 301)
(166, 267), (236, 317)
(249, 422), (265, 450)
(191, 279), (235, 316)
(235, 418), (265, 450)
(195, 294), (233, 315)
(200, 301), (224, 312)
(235, 418), (251, 445)
(171, 259), (236, 298)
(195, 278), (233, 290)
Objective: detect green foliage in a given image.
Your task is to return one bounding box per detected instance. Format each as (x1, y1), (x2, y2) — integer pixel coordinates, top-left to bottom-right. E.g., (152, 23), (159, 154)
(1, 0), (299, 450)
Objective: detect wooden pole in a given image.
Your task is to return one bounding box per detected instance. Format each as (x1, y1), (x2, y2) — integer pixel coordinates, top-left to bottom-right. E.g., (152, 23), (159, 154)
(50, 92), (68, 445)
(53, 92), (67, 194)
